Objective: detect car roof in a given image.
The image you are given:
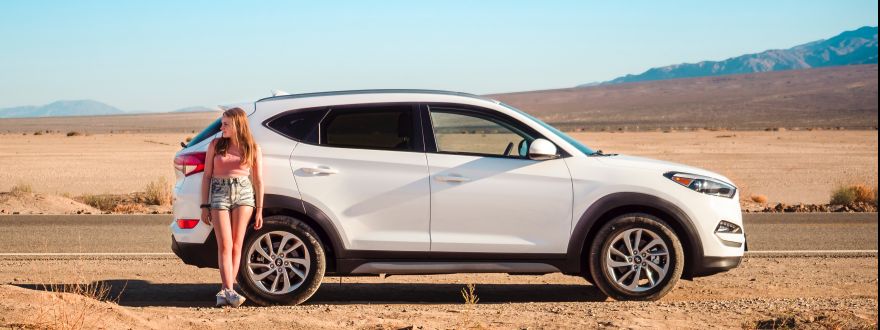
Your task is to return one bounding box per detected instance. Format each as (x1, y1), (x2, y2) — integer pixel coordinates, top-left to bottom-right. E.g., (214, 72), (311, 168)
(255, 89), (498, 104)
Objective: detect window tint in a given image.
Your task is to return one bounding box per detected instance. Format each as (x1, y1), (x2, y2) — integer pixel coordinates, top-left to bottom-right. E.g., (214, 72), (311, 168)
(430, 109), (534, 158)
(186, 118), (221, 147)
(321, 105), (415, 151)
(266, 108), (327, 143)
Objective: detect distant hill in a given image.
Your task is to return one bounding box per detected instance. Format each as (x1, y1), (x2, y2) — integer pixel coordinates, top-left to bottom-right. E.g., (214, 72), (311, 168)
(492, 64), (878, 131)
(0, 100), (125, 119)
(171, 106), (223, 113)
(590, 26), (878, 86)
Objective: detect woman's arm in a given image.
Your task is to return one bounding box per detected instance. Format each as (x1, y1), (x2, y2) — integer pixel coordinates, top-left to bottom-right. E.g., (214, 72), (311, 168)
(200, 139), (216, 224)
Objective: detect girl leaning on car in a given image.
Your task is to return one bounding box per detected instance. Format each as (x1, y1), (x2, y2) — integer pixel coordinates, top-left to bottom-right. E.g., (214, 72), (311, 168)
(199, 107), (264, 307)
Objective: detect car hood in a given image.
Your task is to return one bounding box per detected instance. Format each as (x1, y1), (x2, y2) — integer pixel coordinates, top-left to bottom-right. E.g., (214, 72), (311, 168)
(595, 154), (735, 186)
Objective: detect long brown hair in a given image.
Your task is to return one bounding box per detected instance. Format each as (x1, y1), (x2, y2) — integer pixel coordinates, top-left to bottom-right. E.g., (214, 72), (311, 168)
(214, 107), (257, 168)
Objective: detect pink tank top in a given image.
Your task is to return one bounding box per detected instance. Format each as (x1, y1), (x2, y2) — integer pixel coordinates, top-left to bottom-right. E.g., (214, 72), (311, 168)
(213, 143), (251, 178)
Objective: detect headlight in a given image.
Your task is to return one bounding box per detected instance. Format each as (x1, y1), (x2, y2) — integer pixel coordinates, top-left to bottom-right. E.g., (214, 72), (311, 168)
(664, 172), (736, 198)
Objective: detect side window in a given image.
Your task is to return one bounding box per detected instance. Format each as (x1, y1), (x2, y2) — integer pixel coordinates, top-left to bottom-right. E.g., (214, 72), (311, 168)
(429, 108), (535, 158)
(321, 105), (416, 151)
(265, 108), (327, 143)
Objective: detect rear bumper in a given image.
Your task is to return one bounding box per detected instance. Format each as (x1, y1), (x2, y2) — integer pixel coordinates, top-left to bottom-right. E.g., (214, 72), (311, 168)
(171, 234), (218, 269)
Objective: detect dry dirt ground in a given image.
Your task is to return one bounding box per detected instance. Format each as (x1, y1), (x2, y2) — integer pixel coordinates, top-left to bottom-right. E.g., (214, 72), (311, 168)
(571, 130), (878, 205)
(0, 130), (875, 211)
(0, 256), (876, 329)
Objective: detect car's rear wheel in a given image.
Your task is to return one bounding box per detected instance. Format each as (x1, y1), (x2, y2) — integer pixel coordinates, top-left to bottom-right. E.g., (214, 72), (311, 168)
(588, 213), (684, 301)
(238, 215), (326, 306)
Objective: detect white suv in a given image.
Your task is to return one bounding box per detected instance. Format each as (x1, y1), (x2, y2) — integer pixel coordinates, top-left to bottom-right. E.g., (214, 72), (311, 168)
(171, 90), (745, 305)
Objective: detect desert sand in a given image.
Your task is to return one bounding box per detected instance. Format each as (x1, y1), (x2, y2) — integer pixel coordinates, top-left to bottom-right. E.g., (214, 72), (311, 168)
(1, 130), (876, 205)
(0, 256), (876, 329)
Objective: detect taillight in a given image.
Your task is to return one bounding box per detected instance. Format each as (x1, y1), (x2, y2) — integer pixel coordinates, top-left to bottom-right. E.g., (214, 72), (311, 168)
(174, 152), (206, 177)
(177, 219), (200, 229)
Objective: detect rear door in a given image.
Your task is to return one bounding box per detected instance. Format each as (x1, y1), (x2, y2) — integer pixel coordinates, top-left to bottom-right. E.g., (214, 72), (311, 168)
(424, 105), (573, 254)
(291, 103), (431, 252)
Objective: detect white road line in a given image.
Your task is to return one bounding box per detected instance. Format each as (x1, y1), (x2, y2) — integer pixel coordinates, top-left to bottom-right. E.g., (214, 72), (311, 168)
(0, 253), (175, 256)
(0, 250), (876, 257)
(747, 250), (877, 254)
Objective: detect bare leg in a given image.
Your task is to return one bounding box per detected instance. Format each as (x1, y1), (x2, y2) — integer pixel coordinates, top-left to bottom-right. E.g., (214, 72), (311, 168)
(230, 205), (255, 286)
(212, 209), (234, 290)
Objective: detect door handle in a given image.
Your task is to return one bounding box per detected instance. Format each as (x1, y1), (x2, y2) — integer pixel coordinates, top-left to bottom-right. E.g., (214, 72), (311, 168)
(435, 175), (470, 183)
(303, 166), (339, 175)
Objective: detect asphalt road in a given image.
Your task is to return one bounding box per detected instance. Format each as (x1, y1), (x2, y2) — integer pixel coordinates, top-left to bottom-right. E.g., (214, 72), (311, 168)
(0, 213), (876, 254)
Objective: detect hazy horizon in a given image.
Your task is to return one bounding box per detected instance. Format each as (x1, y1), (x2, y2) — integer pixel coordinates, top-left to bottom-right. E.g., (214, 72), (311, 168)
(1, 1), (877, 112)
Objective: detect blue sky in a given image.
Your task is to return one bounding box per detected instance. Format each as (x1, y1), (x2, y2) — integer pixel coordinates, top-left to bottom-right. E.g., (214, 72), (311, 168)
(0, 1), (877, 112)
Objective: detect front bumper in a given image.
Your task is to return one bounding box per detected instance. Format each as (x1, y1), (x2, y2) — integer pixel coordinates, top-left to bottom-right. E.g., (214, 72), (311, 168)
(691, 255), (743, 277)
(171, 234), (218, 269)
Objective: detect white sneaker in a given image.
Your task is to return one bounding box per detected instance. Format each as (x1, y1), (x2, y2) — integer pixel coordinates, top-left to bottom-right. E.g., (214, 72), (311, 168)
(224, 289), (246, 307)
(215, 290), (228, 307)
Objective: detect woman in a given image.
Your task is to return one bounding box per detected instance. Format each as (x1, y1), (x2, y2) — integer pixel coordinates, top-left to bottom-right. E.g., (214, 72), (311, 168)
(199, 107), (264, 307)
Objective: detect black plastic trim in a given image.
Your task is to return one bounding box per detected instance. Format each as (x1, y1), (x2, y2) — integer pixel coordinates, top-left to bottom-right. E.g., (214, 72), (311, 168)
(171, 233), (218, 269)
(695, 256), (742, 276)
(335, 251), (568, 275)
(262, 194), (346, 259)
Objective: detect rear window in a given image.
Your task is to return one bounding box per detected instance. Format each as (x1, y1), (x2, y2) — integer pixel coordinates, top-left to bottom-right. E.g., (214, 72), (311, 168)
(186, 118), (220, 147)
(265, 108), (327, 143)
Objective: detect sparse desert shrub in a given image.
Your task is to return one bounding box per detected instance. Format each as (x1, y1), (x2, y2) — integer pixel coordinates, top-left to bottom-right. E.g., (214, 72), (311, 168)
(10, 183), (33, 196)
(851, 184), (874, 204)
(743, 311), (874, 330)
(830, 183), (875, 205)
(144, 176), (172, 206)
(750, 194), (768, 204)
(33, 131), (43, 135)
(31, 278), (126, 329)
(112, 203), (149, 214)
(460, 283), (479, 304)
(79, 194), (117, 211)
(67, 131), (83, 137)
(830, 187), (857, 205)
(185, 136), (193, 142)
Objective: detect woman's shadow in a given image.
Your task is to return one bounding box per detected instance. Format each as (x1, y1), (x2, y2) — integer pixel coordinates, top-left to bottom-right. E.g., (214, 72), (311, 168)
(16, 279), (609, 307)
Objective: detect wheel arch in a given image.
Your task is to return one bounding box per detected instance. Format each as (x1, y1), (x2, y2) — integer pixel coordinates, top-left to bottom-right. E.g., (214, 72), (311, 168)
(262, 194), (345, 274)
(567, 192), (704, 279)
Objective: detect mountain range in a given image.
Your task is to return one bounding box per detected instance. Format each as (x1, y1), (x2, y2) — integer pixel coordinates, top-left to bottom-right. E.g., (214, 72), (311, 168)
(0, 100), (126, 118)
(2, 26), (877, 119)
(0, 101), (221, 119)
(587, 26), (877, 86)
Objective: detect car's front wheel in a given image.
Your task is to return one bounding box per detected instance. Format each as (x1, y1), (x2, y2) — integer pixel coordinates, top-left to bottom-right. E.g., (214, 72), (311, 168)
(588, 213), (684, 301)
(237, 215), (326, 306)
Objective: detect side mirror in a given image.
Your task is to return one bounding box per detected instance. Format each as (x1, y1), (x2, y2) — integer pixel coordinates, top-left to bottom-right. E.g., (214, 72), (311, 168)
(528, 138), (559, 160)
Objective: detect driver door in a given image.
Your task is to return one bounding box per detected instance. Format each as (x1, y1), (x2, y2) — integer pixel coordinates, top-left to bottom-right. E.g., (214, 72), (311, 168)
(425, 106), (573, 254)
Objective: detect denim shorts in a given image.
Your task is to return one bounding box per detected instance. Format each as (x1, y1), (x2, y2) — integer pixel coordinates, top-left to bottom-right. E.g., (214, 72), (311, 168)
(209, 176), (256, 210)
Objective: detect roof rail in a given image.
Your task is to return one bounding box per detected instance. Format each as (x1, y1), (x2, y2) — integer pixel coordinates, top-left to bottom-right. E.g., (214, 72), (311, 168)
(255, 89), (497, 104)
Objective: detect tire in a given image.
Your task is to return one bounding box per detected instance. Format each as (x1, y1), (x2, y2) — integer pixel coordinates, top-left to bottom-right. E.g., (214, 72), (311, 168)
(237, 215), (326, 306)
(588, 213), (684, 301)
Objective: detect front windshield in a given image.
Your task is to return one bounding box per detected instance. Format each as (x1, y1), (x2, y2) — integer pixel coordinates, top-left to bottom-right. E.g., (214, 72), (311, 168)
(499, 102), (596, 155)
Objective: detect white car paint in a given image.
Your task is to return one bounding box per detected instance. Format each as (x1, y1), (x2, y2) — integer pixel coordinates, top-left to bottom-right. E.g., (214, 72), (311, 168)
(171, 90), (744, 265)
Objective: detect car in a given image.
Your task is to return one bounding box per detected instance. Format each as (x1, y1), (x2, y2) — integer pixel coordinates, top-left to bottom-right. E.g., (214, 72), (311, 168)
(171, 89), (746, 305)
